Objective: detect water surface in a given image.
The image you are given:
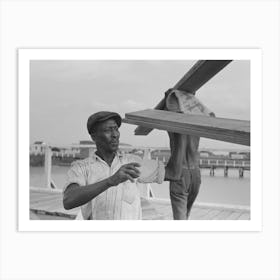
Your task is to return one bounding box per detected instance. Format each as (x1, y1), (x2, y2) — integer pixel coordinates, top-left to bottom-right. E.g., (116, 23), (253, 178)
(30, 166), (250, 206)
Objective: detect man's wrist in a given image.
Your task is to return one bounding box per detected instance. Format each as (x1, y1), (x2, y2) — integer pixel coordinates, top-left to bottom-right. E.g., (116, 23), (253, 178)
(106, 176), (115, 187)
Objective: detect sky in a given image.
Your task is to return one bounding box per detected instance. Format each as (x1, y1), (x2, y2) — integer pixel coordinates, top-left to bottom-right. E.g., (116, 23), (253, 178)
(30, 60), (250, 150)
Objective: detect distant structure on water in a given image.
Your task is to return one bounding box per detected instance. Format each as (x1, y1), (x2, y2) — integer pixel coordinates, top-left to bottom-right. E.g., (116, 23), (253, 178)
(30, 141), (250, 178)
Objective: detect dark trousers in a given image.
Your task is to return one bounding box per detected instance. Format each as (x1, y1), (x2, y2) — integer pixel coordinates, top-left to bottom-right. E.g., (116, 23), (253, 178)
(170, 168), (201, 220)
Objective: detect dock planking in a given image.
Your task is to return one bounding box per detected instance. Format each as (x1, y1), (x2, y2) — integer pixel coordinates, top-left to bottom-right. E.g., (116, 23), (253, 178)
(30, 187), (250, 220)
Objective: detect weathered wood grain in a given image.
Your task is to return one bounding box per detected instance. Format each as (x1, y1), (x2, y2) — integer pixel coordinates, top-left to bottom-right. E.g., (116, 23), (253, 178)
(201, 209), (221, 220)
(134, 60), (232, 135)
(174, 60), (232, 92)
(30, 188), (250, 220)
(124, 109), (250, 146)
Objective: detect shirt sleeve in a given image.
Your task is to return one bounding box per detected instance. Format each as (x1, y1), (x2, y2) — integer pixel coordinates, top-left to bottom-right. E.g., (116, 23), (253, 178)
(63, 161), (87, 193)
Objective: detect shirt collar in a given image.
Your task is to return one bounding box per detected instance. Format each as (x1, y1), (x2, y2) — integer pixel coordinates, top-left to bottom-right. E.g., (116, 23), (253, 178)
(91, 151), (124, 164)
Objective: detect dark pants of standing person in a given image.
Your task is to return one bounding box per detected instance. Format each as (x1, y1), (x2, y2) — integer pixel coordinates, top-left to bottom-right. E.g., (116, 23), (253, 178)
(170, 168), (201, 220)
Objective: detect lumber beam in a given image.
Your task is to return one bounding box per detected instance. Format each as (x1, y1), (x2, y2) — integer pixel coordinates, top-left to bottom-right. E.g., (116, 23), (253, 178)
(173, 60), (232, 92)
(123, 109), (250, 146)
(134, 60), (232, 135)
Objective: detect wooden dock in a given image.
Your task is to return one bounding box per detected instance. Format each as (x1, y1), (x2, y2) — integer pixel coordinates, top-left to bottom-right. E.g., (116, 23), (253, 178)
(30, 187), (250, 220)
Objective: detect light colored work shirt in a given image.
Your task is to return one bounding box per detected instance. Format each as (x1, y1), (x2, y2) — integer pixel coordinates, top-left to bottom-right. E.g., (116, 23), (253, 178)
(64, 152), (165, 220)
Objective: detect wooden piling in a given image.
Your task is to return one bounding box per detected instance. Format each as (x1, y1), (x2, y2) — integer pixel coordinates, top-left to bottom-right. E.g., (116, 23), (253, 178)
(44, 145), (52, 189)
(239, 167), (244, 178)
(224, 166), (228, 177)
(210, 166), (215, 176)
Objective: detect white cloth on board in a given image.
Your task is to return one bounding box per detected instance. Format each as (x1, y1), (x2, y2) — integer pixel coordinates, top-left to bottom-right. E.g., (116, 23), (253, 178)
(166, 89), (214, 116)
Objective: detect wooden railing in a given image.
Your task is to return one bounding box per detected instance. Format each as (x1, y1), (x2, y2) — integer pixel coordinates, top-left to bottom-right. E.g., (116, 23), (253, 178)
(37, 143), (249, 194)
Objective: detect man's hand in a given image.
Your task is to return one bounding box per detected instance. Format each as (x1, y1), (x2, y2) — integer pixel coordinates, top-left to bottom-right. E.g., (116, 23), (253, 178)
(108, 162), (141, 186)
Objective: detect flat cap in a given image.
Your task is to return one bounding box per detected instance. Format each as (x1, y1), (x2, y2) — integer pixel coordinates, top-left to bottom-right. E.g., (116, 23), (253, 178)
(87, 111), (122, 134)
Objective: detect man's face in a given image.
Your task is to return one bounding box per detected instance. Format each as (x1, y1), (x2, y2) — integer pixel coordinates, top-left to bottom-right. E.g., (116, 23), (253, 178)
(91, 119), (120, 153)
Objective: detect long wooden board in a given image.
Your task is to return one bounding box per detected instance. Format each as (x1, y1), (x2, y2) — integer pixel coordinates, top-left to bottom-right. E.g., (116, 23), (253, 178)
(134, 60), (232, 135)
(173, 60), (232, 92)
(124, 109), (250, 146)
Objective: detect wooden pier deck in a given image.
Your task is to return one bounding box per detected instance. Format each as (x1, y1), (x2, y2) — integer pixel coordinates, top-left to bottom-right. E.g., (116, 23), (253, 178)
(30, 187), (250, 220)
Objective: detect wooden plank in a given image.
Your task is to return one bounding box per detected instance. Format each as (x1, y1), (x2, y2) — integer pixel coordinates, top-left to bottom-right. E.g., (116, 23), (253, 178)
(29, 189), (250, 220)
(188, 207), (201, 216)
(134, 98), (166, 135)
(30, 193), (60, 203)
(174, 60), (232, 92)
(30, 198), (62, 209)
(238, 212), (250, 220)
(151, 201), (173, 219)
(30, 210), (41, 220)
(201, 209), (221, 220)
(226, 211), (243, 220)
(30, 211), (74, 220)
(141, 198), (160, 220)
(214, 210), (234, 220)
(124, 109), (250, 146)
(189, 207), (212, 220)
(134, 60), (232, 135)
(54, 205), (79, 216)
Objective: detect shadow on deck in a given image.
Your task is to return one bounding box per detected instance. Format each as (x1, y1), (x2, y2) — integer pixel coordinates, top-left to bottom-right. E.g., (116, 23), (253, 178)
(30, 187), (250, 220)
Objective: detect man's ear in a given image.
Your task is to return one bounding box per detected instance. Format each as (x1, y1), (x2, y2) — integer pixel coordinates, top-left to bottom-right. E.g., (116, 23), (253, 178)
(90, 133), (96, 142)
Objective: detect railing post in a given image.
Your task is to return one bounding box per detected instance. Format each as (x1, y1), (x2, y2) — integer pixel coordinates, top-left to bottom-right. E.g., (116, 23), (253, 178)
(89, 147), (95, 157)
(239, 167), (244, 178)
(224, 166), (228, 177)
(44, 145), (52, 189)
(146, 183), (155, 199)
(142, 148), (155, 199)
(143, 148), (151, 159)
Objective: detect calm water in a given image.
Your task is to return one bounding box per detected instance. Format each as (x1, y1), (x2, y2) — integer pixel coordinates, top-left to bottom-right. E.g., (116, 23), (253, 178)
(30, 166), (250, 206)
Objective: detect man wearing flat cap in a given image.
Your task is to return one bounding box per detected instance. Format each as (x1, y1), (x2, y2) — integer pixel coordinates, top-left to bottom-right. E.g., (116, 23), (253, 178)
(63, 111), (182, 220)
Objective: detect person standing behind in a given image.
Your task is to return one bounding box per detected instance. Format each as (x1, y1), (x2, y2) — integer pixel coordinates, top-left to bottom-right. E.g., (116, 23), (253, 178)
(164, 89), (215, 220)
